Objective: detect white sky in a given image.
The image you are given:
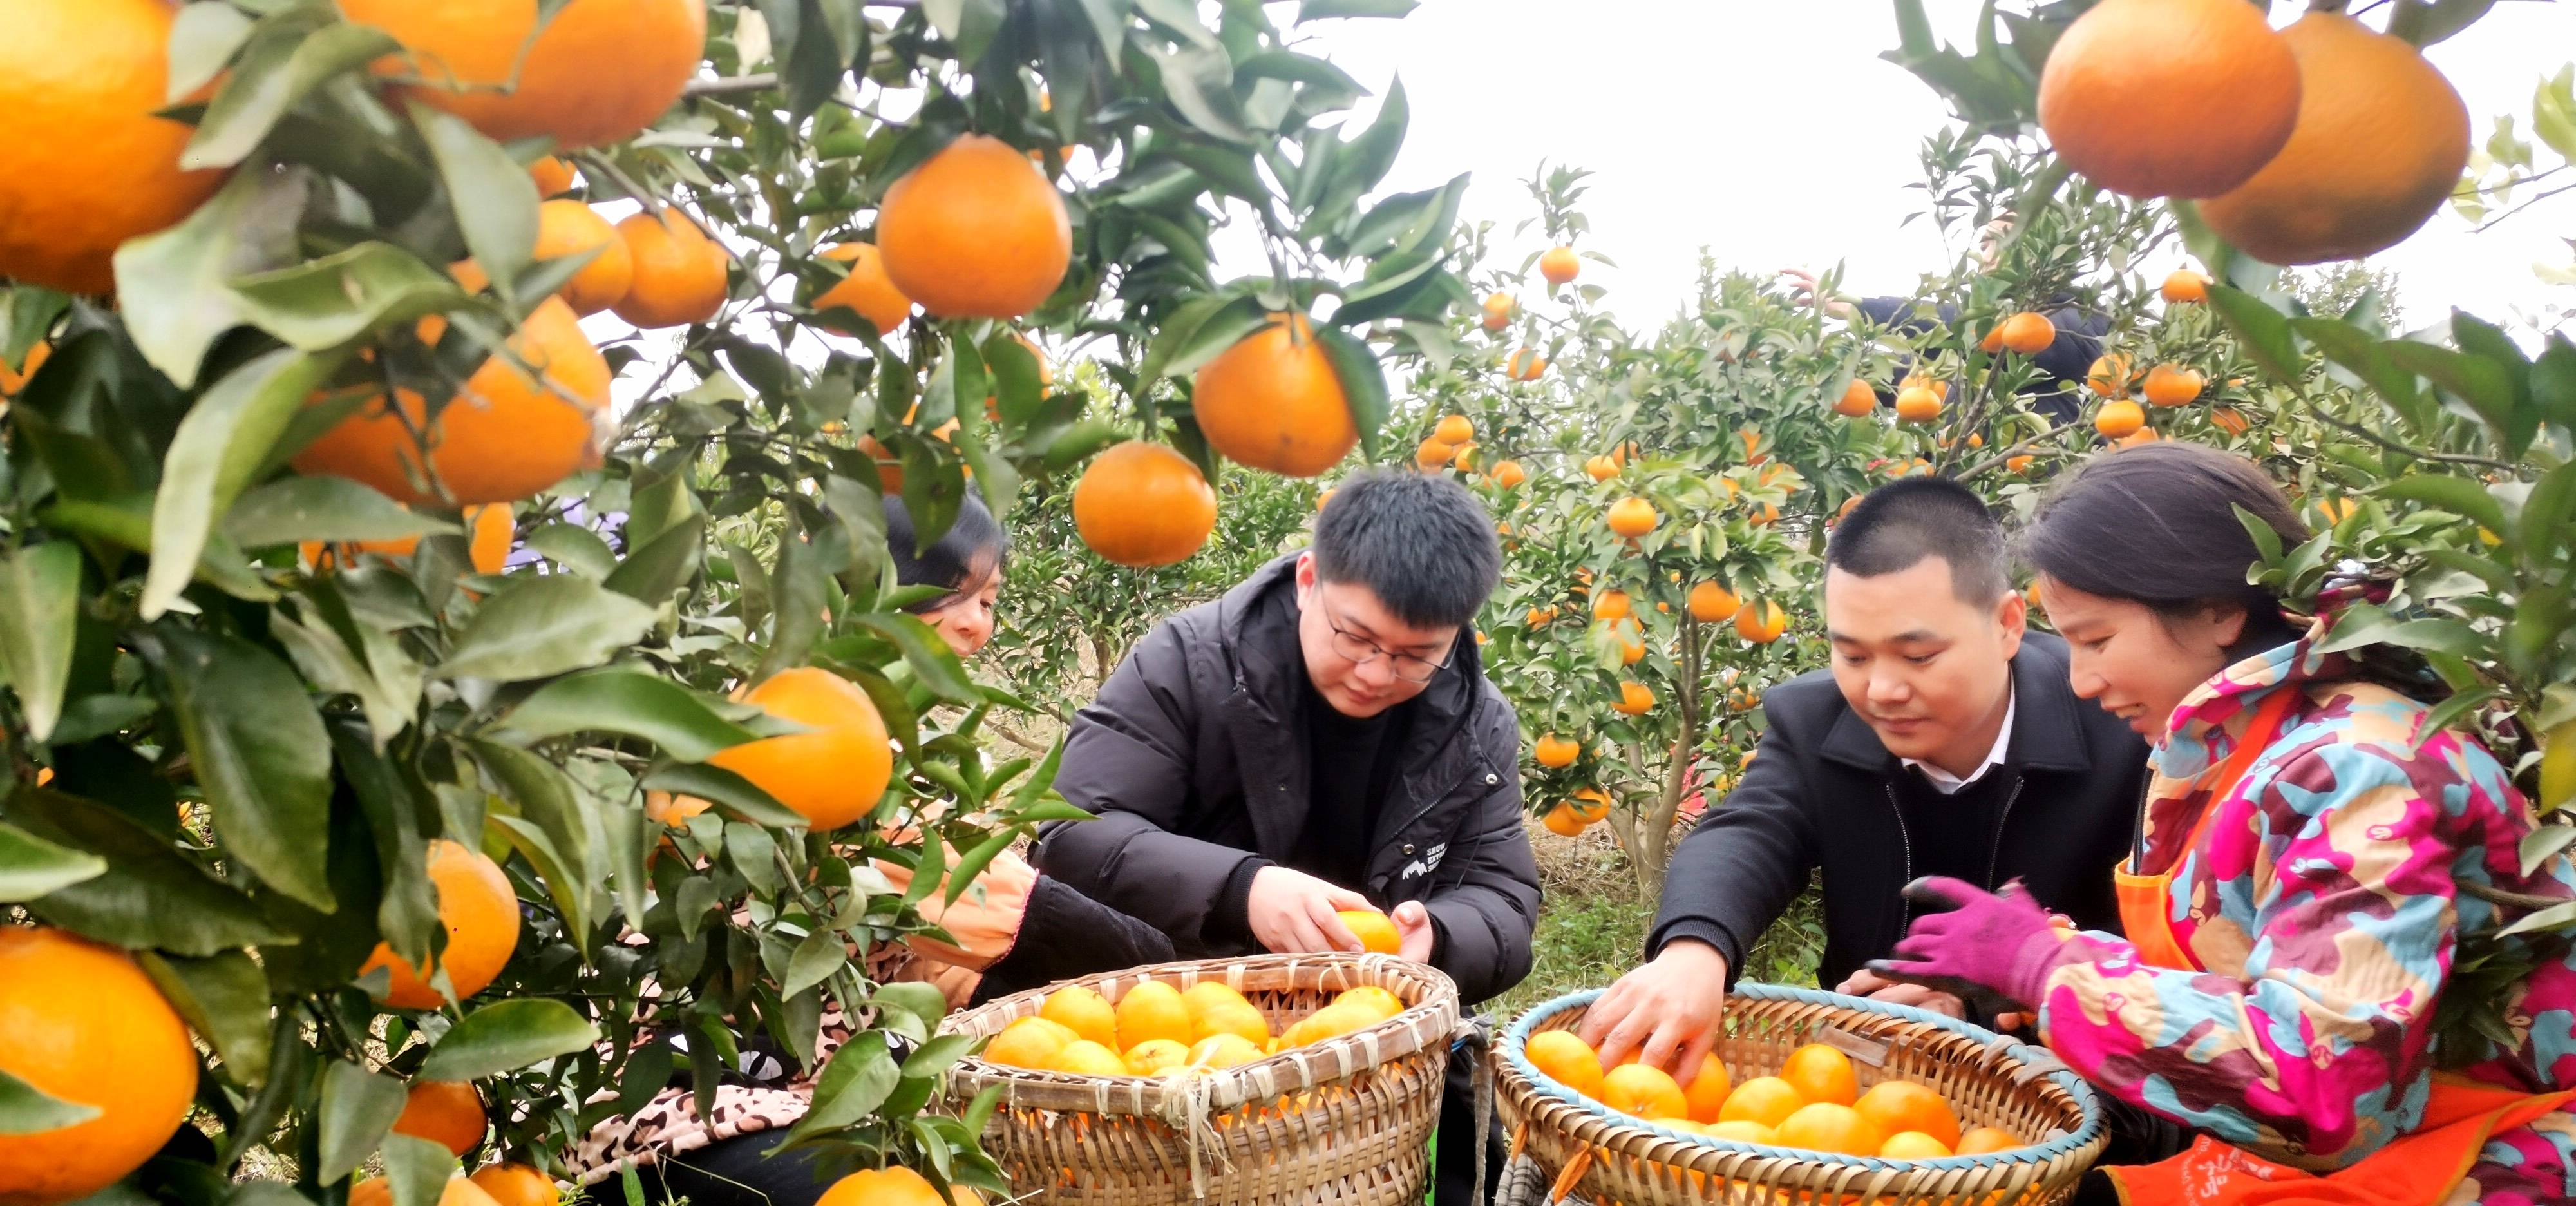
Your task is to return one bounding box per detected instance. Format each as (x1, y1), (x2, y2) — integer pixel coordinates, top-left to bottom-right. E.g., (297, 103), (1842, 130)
(1281, 0), (2576, 334)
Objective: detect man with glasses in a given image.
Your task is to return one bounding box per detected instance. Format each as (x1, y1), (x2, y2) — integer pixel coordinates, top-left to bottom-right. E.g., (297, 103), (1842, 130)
(1038, 468), (1539, 1206)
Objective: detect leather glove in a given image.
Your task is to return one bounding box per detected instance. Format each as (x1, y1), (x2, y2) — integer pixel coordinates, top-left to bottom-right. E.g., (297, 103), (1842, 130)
(1865, 877), (2078, 1018)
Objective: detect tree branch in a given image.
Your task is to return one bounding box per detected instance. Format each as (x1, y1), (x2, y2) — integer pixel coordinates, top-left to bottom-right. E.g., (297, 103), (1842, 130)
(683, 73), (779, 98)
(2302, 403), (2519, 472)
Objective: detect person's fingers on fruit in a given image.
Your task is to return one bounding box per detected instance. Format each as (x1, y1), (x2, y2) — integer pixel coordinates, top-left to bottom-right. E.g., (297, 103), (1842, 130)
(1994, 1011), (2030, 1031)
(1836, 968), (1891, 996)
(1674, 1027), (1720, 1088)
(1576, 979), (1634, 1050)
(1638, 1017), (1688, 1075)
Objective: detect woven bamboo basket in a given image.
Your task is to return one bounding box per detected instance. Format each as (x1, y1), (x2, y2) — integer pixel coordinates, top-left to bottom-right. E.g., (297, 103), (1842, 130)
(939, 953), (1464, 1206)
(1497, 985), (2105, 1206)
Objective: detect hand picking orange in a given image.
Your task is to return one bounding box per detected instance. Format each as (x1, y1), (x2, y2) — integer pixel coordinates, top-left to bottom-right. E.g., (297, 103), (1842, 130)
(1335, 908), (1401, 954)
(1682, 1053), (1733, 1123)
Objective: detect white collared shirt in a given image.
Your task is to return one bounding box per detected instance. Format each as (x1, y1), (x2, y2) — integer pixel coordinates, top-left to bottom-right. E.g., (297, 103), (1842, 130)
(1900, 688), (2014, 794)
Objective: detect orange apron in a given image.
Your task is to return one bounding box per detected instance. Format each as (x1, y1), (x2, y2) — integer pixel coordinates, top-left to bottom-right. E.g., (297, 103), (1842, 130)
(2102, 689), (2576, 1205)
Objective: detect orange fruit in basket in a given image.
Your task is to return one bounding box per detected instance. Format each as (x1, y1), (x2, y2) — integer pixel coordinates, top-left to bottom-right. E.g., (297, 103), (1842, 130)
(1719, 1077), (1804, 1129)
(1184, 984), (1271, 1047)
(1775, 1103), (1884, 1157)
(983, 1017), (1077, 1069)
(1781, 1044), (1857, 1107)
(1854, 1080), (1960, 1149)
(1955, 1126), (2023, 1155)
(1188, 1034), (1265, 1069)
(1114, 981), (1193, 1052)
(1336, 909), (1401, 954)
(1336, 986), (1404, 1021)
(1880, 1131), (1955, 1160)
(1524, 1030), (1605, 1100)
(1706, 1120), (1777, 1145)
(1683, 1054), (1733, 1123)
(1044, 1040), (1127, 1077)
(817, 1168), (967, 1206)
(1122, 1039), (1191, 1077)
(1279, 1001), (1380, 1049)
(1039, 986), (1119, 1049)
(1602, 1064), (1689, 1121)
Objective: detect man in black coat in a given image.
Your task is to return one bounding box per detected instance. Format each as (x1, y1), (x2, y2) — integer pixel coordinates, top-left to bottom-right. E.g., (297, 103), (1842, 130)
(1037, 468), (1539, 1206)
(1582, 478), (2146, 1073)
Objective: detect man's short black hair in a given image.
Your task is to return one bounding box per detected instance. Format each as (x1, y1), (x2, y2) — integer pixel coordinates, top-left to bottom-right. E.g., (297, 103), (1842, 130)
(1313, 469), (1501, 629)
(1826, 477), (2010, 605)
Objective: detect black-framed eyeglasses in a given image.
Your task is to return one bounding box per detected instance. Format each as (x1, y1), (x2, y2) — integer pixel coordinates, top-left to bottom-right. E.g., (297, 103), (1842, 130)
(1321, 609), (1454, 684)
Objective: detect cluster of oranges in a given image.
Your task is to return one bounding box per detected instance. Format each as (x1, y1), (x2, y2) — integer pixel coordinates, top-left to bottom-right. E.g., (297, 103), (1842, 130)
(1413, 414), (1526, 491)
(982, 962), (1408, 1079)
(1524, 1029), (2025, 1162)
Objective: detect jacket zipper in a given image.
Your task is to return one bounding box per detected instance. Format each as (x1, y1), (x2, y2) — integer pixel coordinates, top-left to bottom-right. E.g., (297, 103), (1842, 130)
(1884, 784), (1915, 930)
(2128, 777), (2154, 875)
(1982, 775), (2027, 891)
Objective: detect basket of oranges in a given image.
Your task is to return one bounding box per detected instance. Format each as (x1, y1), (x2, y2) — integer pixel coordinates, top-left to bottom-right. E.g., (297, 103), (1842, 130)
(938, 952), (1463, 1206)
(1497, 984), (2107, 1205)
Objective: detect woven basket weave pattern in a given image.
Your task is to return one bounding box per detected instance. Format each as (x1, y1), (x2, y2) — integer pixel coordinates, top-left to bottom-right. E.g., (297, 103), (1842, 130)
(1497, 986), (2107, 1206)
(941, 953), (1463, 1206)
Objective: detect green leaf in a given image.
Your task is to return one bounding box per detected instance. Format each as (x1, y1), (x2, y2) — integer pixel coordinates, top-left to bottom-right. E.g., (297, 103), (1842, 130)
(526, 522), (617, 579)
(144, 347), (341, 620)
(602, 512), (705, 604)
(416, 999), (602, 1082)
(232, 242), (468, 351)
(493, 671), (762, 761)
(272, 611), (421, 749)
(167, 3), (258, 103)
(1149, 44), (1254, 143)
(223, 477), (455, 550)
(137, 950), (276, 1087)
(2517, 461), (2576, 566)
(1309, 323), (1390, 461)
(380, 1134), (459, 1206)
(1298, 0), (1417, 15)
(156, 629), (336, 909)
(753, 524), (829, 686)
(783, 928), (849, 999)
(2385, 341), (2521, 449)
(2208, 285), (2306, 383)
(314, 1060), (408, 1183)
(902, 1032), (978, 1078)
(0, 1067), (99, 1136)
(850, 613), (976, 704)
(2289, 318), (2429, 434)
(112, 168), (307, 387)
(1137, 292), (1266, 389)
(2380, 473), (2510, 533)
(638, 763), (807, 830)
(410, 102), (540, 307)
(784, 1031), (898, 1142)
(436, 574), (658, 681)
(0, 542), (82, 741)
(10, 789), (289, 954)
(2387, 0), (2497, 46)
(0, 821), (105, 903)
(185, 20), (401, 170)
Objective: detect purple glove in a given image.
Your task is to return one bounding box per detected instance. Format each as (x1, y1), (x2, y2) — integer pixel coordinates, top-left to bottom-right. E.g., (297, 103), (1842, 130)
(1865, 877), (2076, 1016)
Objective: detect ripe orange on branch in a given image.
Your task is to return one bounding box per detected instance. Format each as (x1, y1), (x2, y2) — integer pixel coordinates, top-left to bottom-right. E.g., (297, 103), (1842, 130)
(391, 1080), (487, 1157)
(339, 0), (708, 149)
(1414, 438), (1455, 470)
(1688, 582), (1741, 624)
(2035, 0), (2300, 199)
(469, 1165), (560, 1206)
(1893, 387), (1942, 424)
(1833, 379), (1877, 417)
(2199, 12), (2470, 265)
(2143, 364), (2204, 407)
(812, 243), (916, 336)
(710, 667), (895, 831)
(878, 134), (1072, 319)
(817, 1167), (978, 1206)
(1591, 589), (1632, 622)
(0, 928), (199, 1205)
(1481, 292), (1515, 330)
(1435, 414), (1474, 445)
(529, 156), (578, 198)
(1607, 497), (1660, 539)
(1193, 313), (1357, 477)
(1539, 245), (1580, 286)
(1996, 311), (2056, 354)
(534, 200), (633, 316)
(2161, 270), (2210, 304)
(1735, 600), (1787, 644)
(303, 503), (515, 575)
(1613, 681), (1655, 716)
(1489, 459), (1526, 489)
(1533, 734), (1582, 769)
(2094, 399), (2146, 439)
(1074, 441), (1218, 568)
(1508, 347), (1547, 381)
(612, 208), (730, 329)
(359, 839), (520, 1008)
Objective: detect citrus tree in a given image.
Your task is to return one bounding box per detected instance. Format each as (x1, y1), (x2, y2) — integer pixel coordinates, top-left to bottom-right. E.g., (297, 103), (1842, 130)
(0, 1), (1463, 1203)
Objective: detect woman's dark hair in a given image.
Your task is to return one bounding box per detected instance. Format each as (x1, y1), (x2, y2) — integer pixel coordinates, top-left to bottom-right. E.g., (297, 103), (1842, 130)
(884, 493), (1009, 609)
(2016, 441), (2309, 660)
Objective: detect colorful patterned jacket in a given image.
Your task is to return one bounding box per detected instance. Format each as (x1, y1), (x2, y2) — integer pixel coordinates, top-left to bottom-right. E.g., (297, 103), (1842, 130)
(2029, 635), (2576, 1201)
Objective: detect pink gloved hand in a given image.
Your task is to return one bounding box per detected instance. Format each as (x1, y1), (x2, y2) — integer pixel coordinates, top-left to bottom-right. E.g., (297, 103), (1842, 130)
(1866, 877), (2076, 1017)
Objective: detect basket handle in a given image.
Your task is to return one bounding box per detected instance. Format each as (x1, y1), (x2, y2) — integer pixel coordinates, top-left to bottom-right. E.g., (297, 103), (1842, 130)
(1454, 1015), (1497, 1206)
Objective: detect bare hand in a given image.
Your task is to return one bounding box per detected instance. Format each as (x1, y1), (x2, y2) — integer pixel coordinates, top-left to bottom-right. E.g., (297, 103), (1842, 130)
(1777, 267), (1822, 303)
(1579, 940), (1728, 1082)
(1836, 968), (1991, 1025)
(1246, 866), (1375, 955)
(1392, 901), (1436, 963)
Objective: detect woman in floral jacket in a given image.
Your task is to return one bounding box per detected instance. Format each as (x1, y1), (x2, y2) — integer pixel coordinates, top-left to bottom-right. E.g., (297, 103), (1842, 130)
(1877, 443), (2576, 1206)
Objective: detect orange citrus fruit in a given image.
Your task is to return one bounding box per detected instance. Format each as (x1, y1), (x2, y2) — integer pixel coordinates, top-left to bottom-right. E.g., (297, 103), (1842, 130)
(303, 503), (515, 575)
(1955, 1126), (2022, 1155)
(1525, 1029), (1605, 1100)
(1122, 1039), (1191, 1077)
(1781, 1044), (1857, 1107)
(0, 341), (52, 397)
(2161, 270), (2210, 304)
(338, 0), (707, 149)
(350, 1177), (502, 1206)
(529, 157), (577, 198)
(1613, 681), (1654, 716)
(1336, 910), (1401, 955)
(2143, 364), (2204, 407)
(1607, 497), (1659, 539)
(2094, 399), (2146, 439)
(1735, 600), (1787, 644)
(816, 1167), (959, 1206)
(612, 208), (729, 328)
(1996, 312), (2055, 354)
(1434, 414), (1473, 444)
(1718, 1077), (1804, 1129)
(1044, 1040), (1128, 1077)
(1833, 379), (1877, 416)
(1489, 459), (1527, 488)
(1584, 455), (1618, 482)
(1893, 387), (1942, 424)
(1073, 440), (1218, 568)
(2087, 353), (2132, 397)
(1854, 1080), (1960, 1149)
(0, 0), (229, 296)
(706, 667), (894, 831)
(1775, 1102), (1884, 1157)
(1683, 1054), (1734, 1124)
(1602, 1063), (1690, 1121)
(1113, 981), (1194, 1052)
(1336, 986), (1403, 1021)
(2200, 12), (2469, 265)
(1539, 245), (1580, 286)
(1533, 734), (1581, 769)
(1592, 589), (1633, 622)
(1880, 1131), (1955, 1160)
(1415, 437), (1455, 470)
(812, 243), (914, 336)
(358, 839), (520, 1008)
(1280, 1000), (1381, 1048)
(1184, 985), (1270, 1048)
(1507, 347), (1547, 381)
(878, 134), (1070, 319)
(983, 1017), (1079, 1069)
(1187, 1033), (1267, 1069)
(292, 287), (610, 507)
(1705, 1120), (1777, 1145)
(1193, 313), (1356, 477)
(1688, 582), (1741, 624)
(1567, 789), (1612, 823)
(391, 1080), (486, 1158)
(0, 927), (199, 1205)
(1039, 986), (1118, 1049)
(469, 1163), (560, 1206)
(2036, 0), (2300, 199)
(1540, 803), (1588, 836)
(535, 200), (633, 316)
(2211, 405), (2251, 436)
(1481, 292), (1514, 329)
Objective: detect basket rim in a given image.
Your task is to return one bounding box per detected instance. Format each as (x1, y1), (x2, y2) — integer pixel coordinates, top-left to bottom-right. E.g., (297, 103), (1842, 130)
(1502, 982), (2106, 1171)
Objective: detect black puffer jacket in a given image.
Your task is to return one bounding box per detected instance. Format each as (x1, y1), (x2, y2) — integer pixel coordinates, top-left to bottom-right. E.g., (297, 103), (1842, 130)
(1036, 555), (1542, 1004)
